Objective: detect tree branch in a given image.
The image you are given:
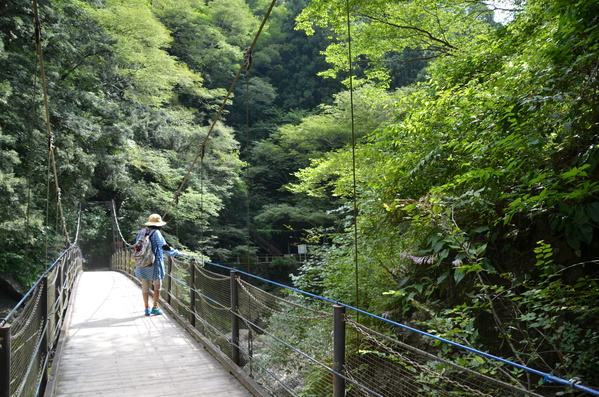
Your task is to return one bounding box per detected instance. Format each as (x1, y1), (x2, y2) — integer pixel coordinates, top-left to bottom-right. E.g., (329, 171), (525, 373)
(358, 13), (460, 52)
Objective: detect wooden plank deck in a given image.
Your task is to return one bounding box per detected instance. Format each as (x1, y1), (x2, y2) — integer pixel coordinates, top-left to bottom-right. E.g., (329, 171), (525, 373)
(47, 270), (256, 397)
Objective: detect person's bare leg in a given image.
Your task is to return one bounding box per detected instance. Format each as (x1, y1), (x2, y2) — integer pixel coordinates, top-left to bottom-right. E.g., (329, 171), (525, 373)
(152, 279), (162, 305)
(142, 279), (151, 315)
(150, 279), (163, 314)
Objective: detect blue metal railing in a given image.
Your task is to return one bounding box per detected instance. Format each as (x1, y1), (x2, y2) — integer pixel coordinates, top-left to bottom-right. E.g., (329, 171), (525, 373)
(111, 249), (599, 397)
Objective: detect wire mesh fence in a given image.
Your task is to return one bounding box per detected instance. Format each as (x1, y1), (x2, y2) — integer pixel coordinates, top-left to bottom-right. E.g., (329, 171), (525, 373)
(0, 246), (83, 397)
(7, 280), (45, 397)
(111, 249), (599, 397)
(235, 278), (335, 396)
(341, 315), (544, 397)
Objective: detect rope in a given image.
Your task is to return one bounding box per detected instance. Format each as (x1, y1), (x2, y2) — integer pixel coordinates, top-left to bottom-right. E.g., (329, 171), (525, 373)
(33, 0), (71, 246)
(2, 246), (79, 326)
(343, 368), (377, 397)
(25, 61), (39, 268)
(229, 316), (299, 396)
(194, 263), (229, 281)
(191, 256), (599, 396)
(111, 200), (133, 247)
(199, 153), (205, 255)
(346, 318), (544, 396)
(165, 288), (225, 321)
(342, 302), (599, 395)
(347, 318), (495, 397)
(163, 0), (278, 219)
(16, 318), (47, 397)
(167, 273), (228, 310)
(237, 278), (331, 320)
(234, 310), (385, 397)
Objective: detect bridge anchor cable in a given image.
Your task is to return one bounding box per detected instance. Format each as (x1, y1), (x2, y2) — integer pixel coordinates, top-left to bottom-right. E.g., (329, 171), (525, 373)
(163, 0), (278, 220)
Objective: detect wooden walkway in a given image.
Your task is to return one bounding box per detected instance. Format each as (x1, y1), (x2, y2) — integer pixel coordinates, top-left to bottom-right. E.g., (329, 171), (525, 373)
(47, 270), (256, 397)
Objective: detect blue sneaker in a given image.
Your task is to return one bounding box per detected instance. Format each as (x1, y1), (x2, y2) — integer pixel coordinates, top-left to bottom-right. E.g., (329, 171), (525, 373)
(150, 307), (163, 315)
(144, 308), (151, 316)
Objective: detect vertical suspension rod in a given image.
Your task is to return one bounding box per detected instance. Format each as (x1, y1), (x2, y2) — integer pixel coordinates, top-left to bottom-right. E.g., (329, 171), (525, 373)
(345, 0), (360, 309)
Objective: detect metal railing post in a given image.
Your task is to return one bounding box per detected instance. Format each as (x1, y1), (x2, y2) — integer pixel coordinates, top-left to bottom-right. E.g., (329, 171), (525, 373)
(56, 260), (64, 332)
(333, 304), (346, 397)
(120, 249), (125, 273)
(0, 325), (10, 397)
(190, 259), (196, 327)
(230, 269), (240, 365)
(110, 248), (116, 271)
(40, 276), (49, 394)
(196, 260), (205, 334)
(166, 256), (173, 306)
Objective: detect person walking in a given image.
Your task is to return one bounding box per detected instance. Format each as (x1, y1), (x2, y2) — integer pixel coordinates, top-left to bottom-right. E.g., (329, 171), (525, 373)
(134, 213), (179, 316)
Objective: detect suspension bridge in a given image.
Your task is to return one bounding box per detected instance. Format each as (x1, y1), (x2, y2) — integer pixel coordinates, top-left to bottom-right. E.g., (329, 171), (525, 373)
(2, 1), (598, 396)
(1, 205), (599, 397)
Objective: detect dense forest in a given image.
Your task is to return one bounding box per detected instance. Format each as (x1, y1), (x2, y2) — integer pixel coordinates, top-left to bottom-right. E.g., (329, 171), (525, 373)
(1, 0), (598, 389)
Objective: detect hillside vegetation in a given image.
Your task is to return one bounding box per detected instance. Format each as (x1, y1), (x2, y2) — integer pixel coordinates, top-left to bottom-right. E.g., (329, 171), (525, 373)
(1, 0), (597, 387)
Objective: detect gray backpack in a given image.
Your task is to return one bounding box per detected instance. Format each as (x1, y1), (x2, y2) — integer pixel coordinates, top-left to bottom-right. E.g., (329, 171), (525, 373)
(133, 229), (156, 267)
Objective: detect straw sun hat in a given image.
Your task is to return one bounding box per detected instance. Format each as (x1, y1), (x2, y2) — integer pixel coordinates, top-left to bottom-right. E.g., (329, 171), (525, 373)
(145, 213), (167, 227)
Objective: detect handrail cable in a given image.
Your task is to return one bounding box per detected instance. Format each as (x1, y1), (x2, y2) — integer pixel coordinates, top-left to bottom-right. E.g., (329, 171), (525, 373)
(234, 311), (385, 397)
(186, 256), (599, 396)
(33, 0), (71, 246)
(346, 318), (542, 397)
(165, 267), (383, 396)
(1, 245), (78, 326)
(163, 0), (278, 219)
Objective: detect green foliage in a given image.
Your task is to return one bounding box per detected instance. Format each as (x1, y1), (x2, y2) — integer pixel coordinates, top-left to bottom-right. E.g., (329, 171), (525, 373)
(81, 0), (204, 106)
(290, 0), (599, 388)
(1, 0), (597, 388)
(297, 0), (495, 87)
(493, 241), (599, 381)
(0, 0), (245, 274)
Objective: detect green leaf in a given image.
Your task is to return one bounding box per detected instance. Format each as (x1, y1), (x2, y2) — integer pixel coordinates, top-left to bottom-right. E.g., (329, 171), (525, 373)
(454, 269), (466, 284)
(433, 240), (445, 253)
(587, 202), (599, 222)
(437, 268), (451, 284)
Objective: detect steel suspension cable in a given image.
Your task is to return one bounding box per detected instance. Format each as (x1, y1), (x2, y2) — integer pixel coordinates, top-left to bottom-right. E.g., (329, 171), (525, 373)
(163, 0), (278, 219)
(345, 0), (360, 308)
(72, 206), (82, 245)
(244, 61), (252, 275)
(26, 57), (39, 265)
(199, 156), (205, 252)
(111, 200), (132, 247)
(242, 58), (254, 365)
(33, 0), (71, 246)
